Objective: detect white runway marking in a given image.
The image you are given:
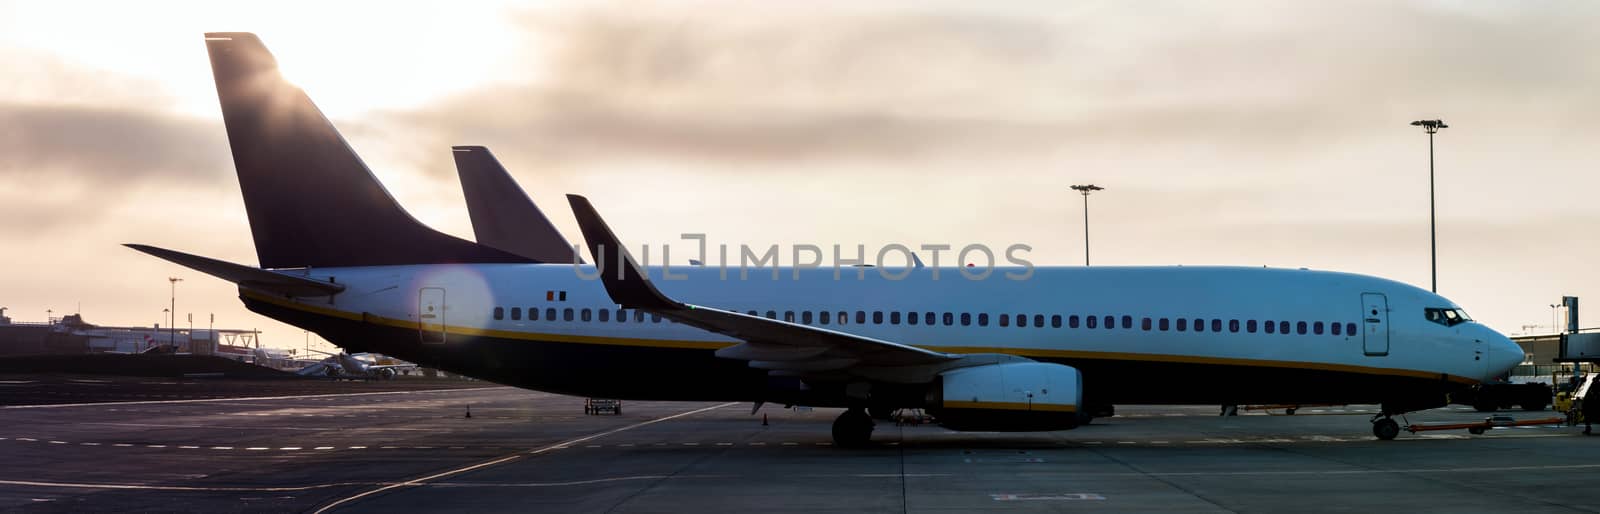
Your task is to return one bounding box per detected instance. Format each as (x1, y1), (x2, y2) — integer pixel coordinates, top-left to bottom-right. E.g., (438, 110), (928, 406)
(2, 387), (504, 410)
(312, 401), (738, 514)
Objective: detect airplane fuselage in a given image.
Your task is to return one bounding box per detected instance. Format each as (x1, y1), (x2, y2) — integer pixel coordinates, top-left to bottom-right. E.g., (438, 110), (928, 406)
(242, 264), (1519, 410)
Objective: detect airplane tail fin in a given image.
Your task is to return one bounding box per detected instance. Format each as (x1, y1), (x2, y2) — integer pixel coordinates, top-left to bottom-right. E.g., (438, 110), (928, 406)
(452, 146), (582, 263)
(204, 33), (529, 269)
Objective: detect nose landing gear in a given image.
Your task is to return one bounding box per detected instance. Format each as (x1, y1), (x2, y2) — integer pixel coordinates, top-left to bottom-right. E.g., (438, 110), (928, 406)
(1371, 415), (1401, 440)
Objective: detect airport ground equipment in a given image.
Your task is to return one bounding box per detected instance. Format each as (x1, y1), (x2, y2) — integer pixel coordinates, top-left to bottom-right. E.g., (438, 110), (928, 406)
(1452, 381), (1552, 412)
(1405, 414), (1566, 435)
(585, 398), (622, 415)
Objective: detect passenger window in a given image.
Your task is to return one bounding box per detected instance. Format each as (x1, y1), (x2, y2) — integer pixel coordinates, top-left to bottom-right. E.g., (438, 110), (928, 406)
(856, 311), (867, 324)
(927, 312), (937, 326)
(1086, 316), (1097, 329)
(1264, 320), (1275, 334)
(598, 309), (609, 322)
(766, 310), (777, 320)
(1313, 321), (1324, 335)
(1051, 315), (1062, 328)
(907, 312), (918, 325)
(563, 308), (574, 322)
(839, 311), (850, 325)
(961, 313), (972, 326)
(747, 310), (758, 316)
(1279, 321), (1289, 334)
(784, 311), (795, 323)
(1347, 322), (1357, 335)
(493, 307), (504, 320)
(1194, 318), (1205, 332)
(890, 312), (901, 325)
(944, 312), (954, 326)
(1121, 315), (1133, 329)
(978, 313), (989, 327)
(1212, 319), (1222, 332)
(1142, 317), (1152, 331)
(1000, 314), (1010, 327)
(802, 311), (813, 324)
(874, 311), (884, 324)
(1247, 320), (1257, 333)
(580, 309), (592, 322)
(1069, 315), (1080, 329)
(1229, 319), (1239, 332)
(547, 308), (558, 321)
(1295, 321), (1306, 334)
(1176, 318), (1187, 331)
(529, 308), (540, 321)
(1331, 322), (1341, 335)
(635, 310), (645, 322)
(1159, 318), (1170, 331)
(820, 311), (831, 324)
(616, 309), (625, 323)
(1104, 316), (1114, 330)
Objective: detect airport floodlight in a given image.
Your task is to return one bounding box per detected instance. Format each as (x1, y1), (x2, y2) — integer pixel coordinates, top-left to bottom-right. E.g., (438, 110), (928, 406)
(1409, 119), (1447, 292)
(1069, 184), (1104, 266)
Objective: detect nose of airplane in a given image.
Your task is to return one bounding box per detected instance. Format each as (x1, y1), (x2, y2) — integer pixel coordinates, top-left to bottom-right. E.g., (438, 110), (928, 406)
(1484, 329), (1524, 381)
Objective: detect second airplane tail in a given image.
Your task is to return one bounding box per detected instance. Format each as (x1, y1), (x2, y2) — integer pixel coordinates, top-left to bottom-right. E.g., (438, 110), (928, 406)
(204, 33), (530, 269)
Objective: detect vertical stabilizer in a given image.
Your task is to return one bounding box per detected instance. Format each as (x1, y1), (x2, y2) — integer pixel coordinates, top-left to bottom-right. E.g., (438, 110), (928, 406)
(204, 33), (529, 269)
(453, 146), (581, 264)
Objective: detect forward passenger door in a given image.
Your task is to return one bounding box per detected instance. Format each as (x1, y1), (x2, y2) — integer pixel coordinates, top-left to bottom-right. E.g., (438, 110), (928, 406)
(1361, 293), (1389, 356)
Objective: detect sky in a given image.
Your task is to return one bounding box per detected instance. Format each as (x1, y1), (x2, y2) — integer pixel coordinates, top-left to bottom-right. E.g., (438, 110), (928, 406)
(2, 0), (1597, 349)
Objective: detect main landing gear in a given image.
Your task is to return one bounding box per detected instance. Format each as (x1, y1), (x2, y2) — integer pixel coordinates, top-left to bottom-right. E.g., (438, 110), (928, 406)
(832, 407), (875, 447)
(1371, 414), (1402, 441)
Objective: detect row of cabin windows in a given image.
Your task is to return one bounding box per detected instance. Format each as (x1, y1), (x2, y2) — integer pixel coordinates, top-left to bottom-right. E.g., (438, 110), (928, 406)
(492, 306), (1358, 336)
(494, 307), (666, 324)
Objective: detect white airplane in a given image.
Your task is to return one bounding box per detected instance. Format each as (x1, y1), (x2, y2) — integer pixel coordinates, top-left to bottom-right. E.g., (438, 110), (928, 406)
(297, 349), (415, 380)
(128, 32), (1521, 446)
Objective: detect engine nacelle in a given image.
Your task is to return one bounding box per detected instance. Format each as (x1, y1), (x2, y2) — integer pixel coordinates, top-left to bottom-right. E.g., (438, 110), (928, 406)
(927, 362), (1085, 431)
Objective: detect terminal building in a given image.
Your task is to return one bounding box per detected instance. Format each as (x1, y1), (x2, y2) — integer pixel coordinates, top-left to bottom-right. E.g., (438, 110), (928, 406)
(0, 308), (307, 369)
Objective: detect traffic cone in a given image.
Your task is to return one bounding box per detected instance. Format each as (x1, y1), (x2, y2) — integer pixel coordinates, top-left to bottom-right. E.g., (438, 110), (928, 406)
(465, 405), (472, 419)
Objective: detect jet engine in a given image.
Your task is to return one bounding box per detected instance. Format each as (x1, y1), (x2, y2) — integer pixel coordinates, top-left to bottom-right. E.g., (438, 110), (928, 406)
(926, 362), (1085, 431)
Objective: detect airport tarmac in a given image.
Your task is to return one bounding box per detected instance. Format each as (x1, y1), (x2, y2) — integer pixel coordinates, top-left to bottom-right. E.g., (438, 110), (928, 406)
(1, 381), (1595, 513)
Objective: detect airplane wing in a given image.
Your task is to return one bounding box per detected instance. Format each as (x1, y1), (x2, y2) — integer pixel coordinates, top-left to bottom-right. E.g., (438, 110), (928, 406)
(124, 244), (346, 297)
(565, 195), (962, 379)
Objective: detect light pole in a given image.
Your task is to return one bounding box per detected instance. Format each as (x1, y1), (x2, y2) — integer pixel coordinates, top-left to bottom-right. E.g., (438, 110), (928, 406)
(168, 277), (182, 347)
(1410, 119), (1447, 292)
(1070, 184), (1104, 266)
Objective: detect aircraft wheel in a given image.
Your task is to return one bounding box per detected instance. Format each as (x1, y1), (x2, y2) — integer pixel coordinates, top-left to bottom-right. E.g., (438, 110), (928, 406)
(831, 408), (874, 447)
(1372, 418), (1400, 440)
(1285, 408), (1297, 415)
(1468, 427), (1486, 435)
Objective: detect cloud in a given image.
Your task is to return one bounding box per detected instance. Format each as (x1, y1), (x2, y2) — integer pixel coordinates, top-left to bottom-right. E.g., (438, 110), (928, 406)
(377, 1), (1600, 179)
(0, 102), (230, 186)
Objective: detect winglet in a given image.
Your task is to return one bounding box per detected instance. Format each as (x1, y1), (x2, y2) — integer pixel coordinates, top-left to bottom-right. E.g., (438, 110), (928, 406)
(565, 195), (680, 310)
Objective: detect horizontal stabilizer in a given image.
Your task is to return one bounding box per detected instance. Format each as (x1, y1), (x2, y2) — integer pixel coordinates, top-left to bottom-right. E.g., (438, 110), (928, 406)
(124, 244), (345, 297)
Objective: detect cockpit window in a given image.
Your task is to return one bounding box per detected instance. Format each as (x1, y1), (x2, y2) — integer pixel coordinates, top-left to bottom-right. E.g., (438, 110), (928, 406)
(1424, 307), (1471, 327)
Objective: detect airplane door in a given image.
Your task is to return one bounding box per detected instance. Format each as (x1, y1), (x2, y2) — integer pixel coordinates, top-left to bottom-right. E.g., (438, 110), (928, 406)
(1361, 293), (1389, 356)
(419, 287), (446, 344)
